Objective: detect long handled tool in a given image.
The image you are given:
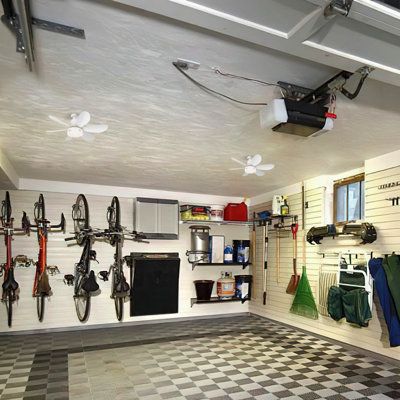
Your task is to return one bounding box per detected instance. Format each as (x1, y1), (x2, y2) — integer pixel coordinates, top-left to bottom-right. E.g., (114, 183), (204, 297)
(286, 219), (300, 294)
(276, 228), (280, 284)
(262, 224), (268, 305)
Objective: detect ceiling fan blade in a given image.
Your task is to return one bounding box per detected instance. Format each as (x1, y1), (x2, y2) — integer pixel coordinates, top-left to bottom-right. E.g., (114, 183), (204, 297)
(49, 115), (69, 127)
(255, 170), (265, 176)
(74, 111), (91, 127)
(229, 168), (243, 171)
(46, 129), (65, 133)
(82, 132), (95, 142)
(231, 157), (246, 166)
(249, 154), (262, 166)
(257, 163), (275, 171)
(83, 124), (108, 134)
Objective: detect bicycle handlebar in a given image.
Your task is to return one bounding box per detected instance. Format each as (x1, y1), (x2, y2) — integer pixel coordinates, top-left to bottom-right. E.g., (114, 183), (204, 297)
(65, 237), (76, 241)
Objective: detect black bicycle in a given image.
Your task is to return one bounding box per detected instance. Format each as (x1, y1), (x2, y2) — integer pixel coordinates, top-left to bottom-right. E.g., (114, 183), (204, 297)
(101, 196), (147, 321)
(65, 194), (101, 322)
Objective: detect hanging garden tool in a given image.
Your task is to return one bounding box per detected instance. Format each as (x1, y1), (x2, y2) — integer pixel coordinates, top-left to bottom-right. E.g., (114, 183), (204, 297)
(286, 219), (300, 294)
(290, 265), (319, 319)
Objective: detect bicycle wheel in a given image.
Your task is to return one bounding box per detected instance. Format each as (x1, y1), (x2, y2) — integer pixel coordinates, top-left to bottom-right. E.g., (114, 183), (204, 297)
(72, 194), (89, 245)
(5, 290), (12, 327)
(115, 296), (123, 321)
(37, 294), (45, 322)
(34, 194), (45, 220)
(74, 275), (90, 322)
(1, 191), (12, 224)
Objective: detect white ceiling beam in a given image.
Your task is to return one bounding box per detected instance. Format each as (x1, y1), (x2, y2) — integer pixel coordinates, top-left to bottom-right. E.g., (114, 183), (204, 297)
(0, 149), (19, 189)
(113, 0), (400, 87)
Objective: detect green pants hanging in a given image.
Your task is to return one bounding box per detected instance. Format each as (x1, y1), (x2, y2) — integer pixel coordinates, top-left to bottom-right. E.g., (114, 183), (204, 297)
(382, 254), (400, 320)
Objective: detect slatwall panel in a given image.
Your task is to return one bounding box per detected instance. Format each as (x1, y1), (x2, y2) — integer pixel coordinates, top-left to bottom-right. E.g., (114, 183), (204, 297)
(0, 190), (250, 332)
(250, 186), (400, 360)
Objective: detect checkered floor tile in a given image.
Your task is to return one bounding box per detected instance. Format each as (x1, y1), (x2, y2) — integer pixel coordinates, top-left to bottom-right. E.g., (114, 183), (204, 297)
(0, 315), (399, 399)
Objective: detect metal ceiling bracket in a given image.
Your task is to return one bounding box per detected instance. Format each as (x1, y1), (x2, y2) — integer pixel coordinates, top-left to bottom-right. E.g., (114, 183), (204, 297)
(1, 0), (85, 72)
(31, 18), (85, 39)
(277, 81), (313, 101)
(324, 0), (353, 17)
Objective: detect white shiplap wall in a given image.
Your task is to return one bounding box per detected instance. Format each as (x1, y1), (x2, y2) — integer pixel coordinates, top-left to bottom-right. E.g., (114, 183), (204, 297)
(0, 190), (251, 333)
(250, 182), (400, 360)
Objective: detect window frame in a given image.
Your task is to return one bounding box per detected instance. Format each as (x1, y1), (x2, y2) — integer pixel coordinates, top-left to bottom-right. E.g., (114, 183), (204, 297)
(333, 173), (365, 225)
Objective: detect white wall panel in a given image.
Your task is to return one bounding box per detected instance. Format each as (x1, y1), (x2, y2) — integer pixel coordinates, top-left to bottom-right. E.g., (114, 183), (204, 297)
(249, 182), (400, 360)
(0, 190), (250, 333)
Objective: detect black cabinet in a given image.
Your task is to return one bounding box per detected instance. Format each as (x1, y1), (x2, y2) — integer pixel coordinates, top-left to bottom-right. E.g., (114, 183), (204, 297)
(128, 253), (180, 316)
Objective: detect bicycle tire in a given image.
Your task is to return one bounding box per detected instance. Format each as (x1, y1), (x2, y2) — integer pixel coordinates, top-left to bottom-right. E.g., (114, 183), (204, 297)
(108, 196), (121, 245)
(2, 191), (12, 224)
(74, 275), (90, 322)
(115, 296), (123, 321)
(37, 294), (45, 322)
(34, 194), (46, 220)
(73, 194), (89, 245)
(6, 290), (12, 327)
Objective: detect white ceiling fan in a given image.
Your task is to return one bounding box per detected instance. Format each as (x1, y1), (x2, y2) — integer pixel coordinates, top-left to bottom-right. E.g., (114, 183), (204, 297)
(230, 154), (274, 176)
(46, 111), (108, 142)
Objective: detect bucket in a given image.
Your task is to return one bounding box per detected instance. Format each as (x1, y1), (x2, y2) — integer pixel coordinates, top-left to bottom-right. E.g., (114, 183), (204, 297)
(194, 280), (214, 301)
(210, 205), (224, 221)
(235, 275), (252, 300)
(233, 240), (250, 263)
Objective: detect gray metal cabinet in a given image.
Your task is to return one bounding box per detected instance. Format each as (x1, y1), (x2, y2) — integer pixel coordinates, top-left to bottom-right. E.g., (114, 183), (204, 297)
(135, 198), (179, 239)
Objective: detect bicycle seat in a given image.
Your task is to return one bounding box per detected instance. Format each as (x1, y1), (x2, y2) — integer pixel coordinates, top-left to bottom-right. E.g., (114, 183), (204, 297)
(37, 273), (51, 295)
(82, 270), (99, 293)
(2, 269), (19, 292)
(115, 275), (130, 295)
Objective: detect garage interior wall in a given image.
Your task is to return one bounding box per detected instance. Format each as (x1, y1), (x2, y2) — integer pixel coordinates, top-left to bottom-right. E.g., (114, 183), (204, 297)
(0, 189), (250, 333)
(249, 150), (400, 361)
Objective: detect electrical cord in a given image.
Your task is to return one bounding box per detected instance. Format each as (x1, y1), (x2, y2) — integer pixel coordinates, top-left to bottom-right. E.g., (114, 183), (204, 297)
(214, 68), (287, 92)
(172, 62), (268, 106)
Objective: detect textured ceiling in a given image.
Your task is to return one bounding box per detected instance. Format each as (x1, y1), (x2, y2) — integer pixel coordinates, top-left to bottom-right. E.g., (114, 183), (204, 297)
(0, 0), (400, 197)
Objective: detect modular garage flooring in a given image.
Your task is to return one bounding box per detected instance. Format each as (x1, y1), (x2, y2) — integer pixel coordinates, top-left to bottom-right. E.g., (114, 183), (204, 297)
(0, 315), (399, 400)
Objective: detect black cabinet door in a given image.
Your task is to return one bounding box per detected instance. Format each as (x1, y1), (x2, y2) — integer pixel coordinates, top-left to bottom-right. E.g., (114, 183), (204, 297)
(131, 258), (180, 316)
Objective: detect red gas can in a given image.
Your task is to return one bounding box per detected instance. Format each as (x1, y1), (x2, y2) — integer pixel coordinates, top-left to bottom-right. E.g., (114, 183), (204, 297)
(224, 202), (248, 221)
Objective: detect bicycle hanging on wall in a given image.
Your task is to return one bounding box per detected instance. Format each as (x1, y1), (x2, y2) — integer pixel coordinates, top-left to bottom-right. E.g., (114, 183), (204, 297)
(100, 196), (148, 321)
(0, 191), (29, 327)
(65, 194), (103, 322)
(24, 194), (65, 321)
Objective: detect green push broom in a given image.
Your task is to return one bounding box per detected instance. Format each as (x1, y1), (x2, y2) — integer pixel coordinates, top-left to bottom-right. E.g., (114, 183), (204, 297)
(290, 265), (318, 320)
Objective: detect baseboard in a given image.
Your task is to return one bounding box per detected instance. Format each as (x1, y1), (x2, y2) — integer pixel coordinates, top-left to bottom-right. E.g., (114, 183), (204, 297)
(0, 312), (251, 336)
(249, 313), (400, 366)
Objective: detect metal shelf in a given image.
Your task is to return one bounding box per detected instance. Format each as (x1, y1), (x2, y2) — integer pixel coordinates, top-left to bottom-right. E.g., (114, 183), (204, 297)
(191, 262), (251, 271)
(180, 220), (253, 226)
(190, 296), (248, 307)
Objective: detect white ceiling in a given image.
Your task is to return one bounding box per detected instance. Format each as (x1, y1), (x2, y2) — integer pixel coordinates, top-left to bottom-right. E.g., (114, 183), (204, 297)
(0, 0), (400, 196)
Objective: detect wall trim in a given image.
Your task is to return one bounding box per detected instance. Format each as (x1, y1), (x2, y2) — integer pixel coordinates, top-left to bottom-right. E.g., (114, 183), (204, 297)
(0, 312), (250, 336)
(19, 178), (242, 204)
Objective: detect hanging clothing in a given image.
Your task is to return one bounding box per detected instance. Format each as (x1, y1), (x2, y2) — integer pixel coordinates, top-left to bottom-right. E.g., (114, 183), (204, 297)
(369, 257), (400, 347)
(319, 271), (337, 316)
(382, 254), (400, 321)
(327, 286), (372, 327)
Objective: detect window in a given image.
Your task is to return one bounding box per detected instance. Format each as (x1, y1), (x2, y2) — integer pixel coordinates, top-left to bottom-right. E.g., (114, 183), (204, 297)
(334, 174), (365, 224)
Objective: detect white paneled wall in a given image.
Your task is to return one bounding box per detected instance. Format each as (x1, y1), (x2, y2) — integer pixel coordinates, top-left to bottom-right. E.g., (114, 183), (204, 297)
(250, 183), (400, 360)
(0, 190), (250, 333)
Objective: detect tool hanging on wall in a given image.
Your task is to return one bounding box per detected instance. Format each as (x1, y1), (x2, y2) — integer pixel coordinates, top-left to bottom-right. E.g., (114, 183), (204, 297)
(286, 219), (299, 295)
(262, 224), (268, 305)
(276, 228), (280, 284)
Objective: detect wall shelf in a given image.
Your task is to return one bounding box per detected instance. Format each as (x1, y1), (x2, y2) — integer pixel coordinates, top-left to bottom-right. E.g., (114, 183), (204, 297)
(180, 220), (253, 226)
(191, 262), (251, 271)
(190, 296), (248, 307)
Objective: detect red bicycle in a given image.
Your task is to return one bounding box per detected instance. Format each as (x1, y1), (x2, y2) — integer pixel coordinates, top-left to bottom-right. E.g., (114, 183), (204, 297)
(25, 194), (65, 321)
(0, 191), (29, 327)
